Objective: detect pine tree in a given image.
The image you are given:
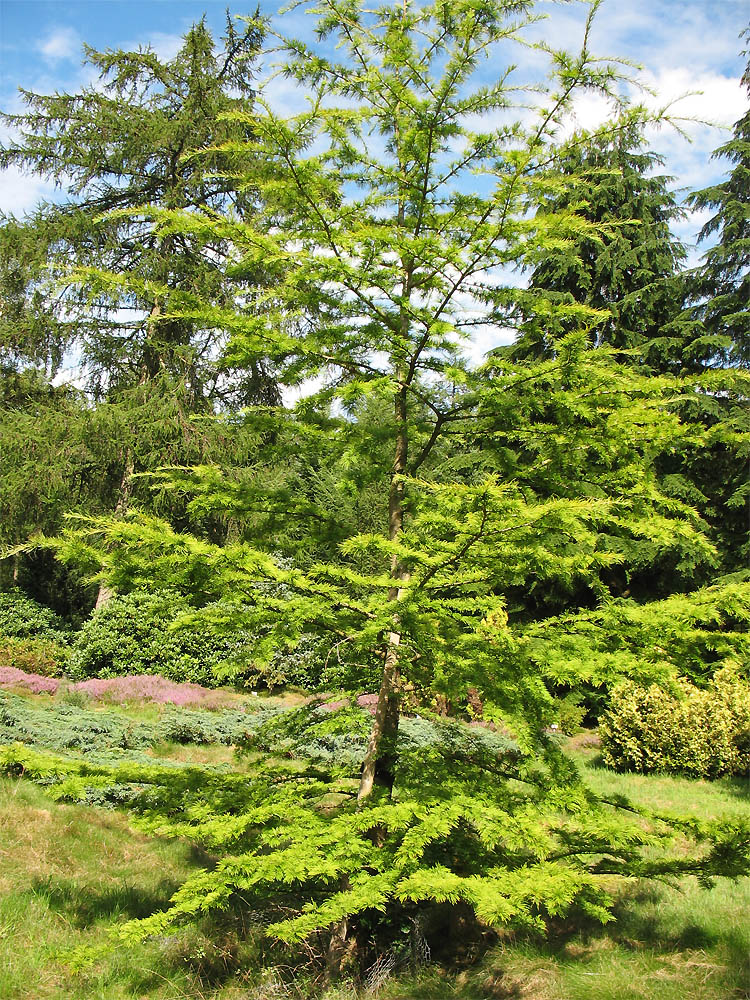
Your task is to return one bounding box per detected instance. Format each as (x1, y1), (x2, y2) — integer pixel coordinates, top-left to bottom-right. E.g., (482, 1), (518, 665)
(35, 0), (750, 970)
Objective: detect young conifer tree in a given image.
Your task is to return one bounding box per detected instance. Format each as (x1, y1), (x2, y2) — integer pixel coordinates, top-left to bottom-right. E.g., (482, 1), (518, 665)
(39, 0), (749, 969)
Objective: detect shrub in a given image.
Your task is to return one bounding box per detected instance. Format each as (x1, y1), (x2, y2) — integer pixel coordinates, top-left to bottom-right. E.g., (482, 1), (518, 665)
(158, 707), (269, 745)
(0, 690), (282, 756)
(551, 693), (586, 735)
(0, 590), (70, 641)
(70, 591), (256, 687)
(600, 666), (750, 778)
(0, 635), (69, 676)
(0, 691), (153, 752)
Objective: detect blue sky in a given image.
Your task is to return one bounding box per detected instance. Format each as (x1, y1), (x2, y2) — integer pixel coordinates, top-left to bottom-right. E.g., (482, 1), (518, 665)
(0, 0), (747, 366)
(1, 0), (747, 229)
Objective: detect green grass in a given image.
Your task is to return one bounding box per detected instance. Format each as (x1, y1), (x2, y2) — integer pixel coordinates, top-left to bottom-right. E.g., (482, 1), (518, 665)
(0, 777), (277, 999)
(0, 712), (748, 1000)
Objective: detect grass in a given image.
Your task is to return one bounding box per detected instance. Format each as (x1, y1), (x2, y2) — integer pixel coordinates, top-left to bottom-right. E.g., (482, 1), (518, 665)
(0, 776), (281, 999)
(0, 697), (748, 1000)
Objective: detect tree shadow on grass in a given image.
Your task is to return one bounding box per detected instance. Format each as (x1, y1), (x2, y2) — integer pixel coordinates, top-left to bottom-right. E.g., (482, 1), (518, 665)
(717, 776), (750, 802)
(30, 874), (183, 927)
(498, 883), (749, 973)
(29, 841), (213, 929)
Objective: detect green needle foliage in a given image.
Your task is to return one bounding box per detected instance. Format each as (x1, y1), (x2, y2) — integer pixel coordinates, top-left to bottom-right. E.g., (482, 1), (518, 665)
(0, 15), (269, 400)
(34, 0), (750, 970)
(687, 36), (750, 369)
(507, 125), (691, 369)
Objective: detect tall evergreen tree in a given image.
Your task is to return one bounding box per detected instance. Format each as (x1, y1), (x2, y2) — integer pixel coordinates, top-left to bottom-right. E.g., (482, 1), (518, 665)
(0, 16), (280, 604)
(508, 125), (690, 369)
(655, 40), (750, 573)
(42, 0), (749, 968)
(0, 14), (271, 402)
(686, 35), (750, 368)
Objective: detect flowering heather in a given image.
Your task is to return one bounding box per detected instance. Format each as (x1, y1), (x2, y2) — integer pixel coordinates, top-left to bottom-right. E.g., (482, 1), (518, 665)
(71, 673), (232, 708)
(0, 666), (60, 695)
(318, 693), (379, 714)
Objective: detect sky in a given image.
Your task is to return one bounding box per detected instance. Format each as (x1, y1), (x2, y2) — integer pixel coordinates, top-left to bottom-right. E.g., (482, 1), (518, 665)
(1, 0), (747, 240)
(0, 0), (748, 367)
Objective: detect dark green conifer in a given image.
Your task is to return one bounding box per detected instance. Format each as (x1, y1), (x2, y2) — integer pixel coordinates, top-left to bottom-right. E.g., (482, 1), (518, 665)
(686, 36), (750, 368)
(510, 125), (690, 369)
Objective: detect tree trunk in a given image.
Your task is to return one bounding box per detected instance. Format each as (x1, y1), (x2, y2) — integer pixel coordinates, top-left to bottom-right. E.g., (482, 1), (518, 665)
(358, 383), (409, 804)
(95, 299), (159, 610)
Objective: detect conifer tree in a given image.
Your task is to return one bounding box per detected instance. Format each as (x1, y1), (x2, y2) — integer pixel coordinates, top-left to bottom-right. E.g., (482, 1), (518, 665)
(686, 35), (750, 369)
(0, 16), (280, 602)
(38, 0), (750, 969)
(0, 15), (274, 400)
(657, 39), (750, 573)
(508, 125), (690, 369)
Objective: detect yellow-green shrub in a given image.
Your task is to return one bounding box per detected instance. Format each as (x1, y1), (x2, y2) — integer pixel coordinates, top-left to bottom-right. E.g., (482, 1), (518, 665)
(600, 666), (750, 778)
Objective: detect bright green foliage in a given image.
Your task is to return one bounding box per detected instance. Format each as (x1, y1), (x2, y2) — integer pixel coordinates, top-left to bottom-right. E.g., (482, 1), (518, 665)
(50, 345), (726, 706)
(519, 579), (750, 693)
(27, 0), (750, 964)
(70, 590), (258, 687)
(475, 339), (730, 602)
(600, 667), (750, 778)
(2, 710), (748, 953)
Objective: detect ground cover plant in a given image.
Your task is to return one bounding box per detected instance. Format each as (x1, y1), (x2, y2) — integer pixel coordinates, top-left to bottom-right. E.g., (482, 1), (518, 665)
(0, 688), (284, 755)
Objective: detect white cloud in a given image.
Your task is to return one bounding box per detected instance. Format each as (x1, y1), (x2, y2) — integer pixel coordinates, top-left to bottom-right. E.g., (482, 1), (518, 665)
(140, 31), (183, 63)
(0, 166), (58, 216)
(641, 67), (746, 130)
(37, 27), (80, 63)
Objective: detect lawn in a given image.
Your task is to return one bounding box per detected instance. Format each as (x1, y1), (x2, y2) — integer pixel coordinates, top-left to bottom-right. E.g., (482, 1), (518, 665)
(0, 689), (748, 1000)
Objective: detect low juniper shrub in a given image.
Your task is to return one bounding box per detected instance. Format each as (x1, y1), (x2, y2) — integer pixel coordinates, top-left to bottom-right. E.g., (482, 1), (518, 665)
(0, 691), (287, 757)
